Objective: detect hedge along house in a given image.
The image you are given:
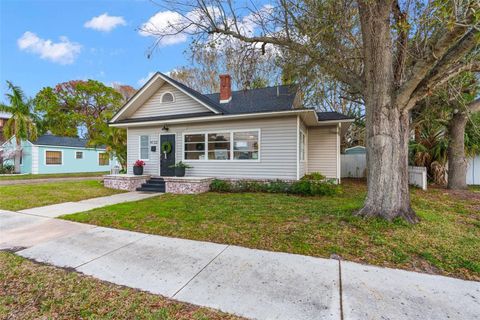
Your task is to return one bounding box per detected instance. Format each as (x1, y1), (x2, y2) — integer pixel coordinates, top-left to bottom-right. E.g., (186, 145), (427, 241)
(1, 133), (115, 174)
(108, 72), (354, 191)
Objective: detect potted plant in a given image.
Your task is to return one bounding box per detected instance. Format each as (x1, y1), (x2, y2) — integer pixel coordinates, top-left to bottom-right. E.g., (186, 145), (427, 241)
(169, 161), (192, 177)
(133, 160), (145, 175)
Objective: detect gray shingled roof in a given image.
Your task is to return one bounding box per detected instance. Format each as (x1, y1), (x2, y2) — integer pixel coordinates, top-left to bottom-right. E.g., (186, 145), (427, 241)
(112, 72), (354, 124)
(204, 85), (298, 114)
(31, 134), (105, 149)
(316, 111), (355, 121)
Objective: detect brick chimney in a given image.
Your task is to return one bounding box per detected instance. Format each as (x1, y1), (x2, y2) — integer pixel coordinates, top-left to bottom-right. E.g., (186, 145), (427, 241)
(219, 74), (232, 103)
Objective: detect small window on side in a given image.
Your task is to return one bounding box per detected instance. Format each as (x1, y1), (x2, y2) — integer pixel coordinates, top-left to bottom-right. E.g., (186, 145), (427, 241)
(98, 152), (110, 166)
(76, 151), (83, 159)
(161, 92), (174, 103)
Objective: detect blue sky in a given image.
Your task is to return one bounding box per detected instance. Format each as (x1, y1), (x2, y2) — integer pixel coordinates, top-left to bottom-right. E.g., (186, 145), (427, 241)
(0, 0), (192, 100)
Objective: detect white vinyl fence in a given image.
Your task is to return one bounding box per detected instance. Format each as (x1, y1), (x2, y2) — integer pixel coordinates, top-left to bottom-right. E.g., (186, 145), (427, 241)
(341, 154), (366, 178)
(341, 154), (428, 190)
(467, 155), (480, 185)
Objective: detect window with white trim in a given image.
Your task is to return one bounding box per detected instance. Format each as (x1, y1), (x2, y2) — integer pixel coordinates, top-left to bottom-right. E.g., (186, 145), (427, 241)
(184, 134), (205, 160)
(233, 131), (259, 160)
(299, 131), (306, 161)
(46, 151), (62, 165)
(208, 132), (230, 160)
(183, 130), (259, 161)
(98, 152), (110, 166)
(161, 92), (174, 103)
(140, 135), (149, 160)
(76, 151), (83, 159)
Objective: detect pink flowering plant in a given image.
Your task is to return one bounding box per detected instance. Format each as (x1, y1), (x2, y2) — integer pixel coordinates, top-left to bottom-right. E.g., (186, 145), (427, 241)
(134, 160), (145, 167)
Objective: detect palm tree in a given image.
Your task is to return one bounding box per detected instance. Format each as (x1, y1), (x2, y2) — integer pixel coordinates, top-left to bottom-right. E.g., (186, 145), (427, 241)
(0, 81), (37, 173)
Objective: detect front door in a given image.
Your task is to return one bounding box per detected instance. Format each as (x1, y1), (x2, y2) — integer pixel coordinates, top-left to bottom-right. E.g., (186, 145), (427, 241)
(160, 134), (176, 176)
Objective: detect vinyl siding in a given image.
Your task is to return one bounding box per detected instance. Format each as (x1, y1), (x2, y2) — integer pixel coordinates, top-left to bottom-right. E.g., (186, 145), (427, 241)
(130, 83), (210, 119)
(307, 125), (338, 179)
(127, 116), (298, 179)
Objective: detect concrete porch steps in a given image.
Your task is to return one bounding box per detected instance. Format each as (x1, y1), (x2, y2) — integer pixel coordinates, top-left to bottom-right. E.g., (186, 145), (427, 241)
(136, 177), (165, 193)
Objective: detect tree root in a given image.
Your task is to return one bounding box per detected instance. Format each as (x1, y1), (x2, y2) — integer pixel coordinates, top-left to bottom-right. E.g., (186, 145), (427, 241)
(355, 205), (420, 224)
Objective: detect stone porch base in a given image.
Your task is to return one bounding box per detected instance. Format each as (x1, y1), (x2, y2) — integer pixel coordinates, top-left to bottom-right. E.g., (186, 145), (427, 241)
(103, 174), (150, 191)
(104, 175), (212, 194)
(162, 176), (213, 194)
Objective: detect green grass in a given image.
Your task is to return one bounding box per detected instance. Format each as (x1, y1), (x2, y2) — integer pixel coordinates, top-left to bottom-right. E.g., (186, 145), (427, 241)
(0, 252), (241, 320)
(0, 171), (108, 181)
(63, 180), (480, 280)
(0, 180), (124, 211)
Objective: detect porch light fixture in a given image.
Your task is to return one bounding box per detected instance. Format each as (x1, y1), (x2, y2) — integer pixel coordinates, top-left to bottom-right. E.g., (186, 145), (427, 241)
(162, 125), (169, 132)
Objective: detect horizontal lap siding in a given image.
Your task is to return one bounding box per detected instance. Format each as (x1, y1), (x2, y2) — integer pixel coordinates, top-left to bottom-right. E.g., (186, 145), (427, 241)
(307, 126), (338, 179)
(127, 117), (298, 179)
(131, 83), (209, 118)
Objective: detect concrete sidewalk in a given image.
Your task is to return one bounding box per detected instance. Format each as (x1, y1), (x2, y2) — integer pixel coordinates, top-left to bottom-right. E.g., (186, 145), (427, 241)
(18, 191), (160, 218)
(3, 211), (477, 320)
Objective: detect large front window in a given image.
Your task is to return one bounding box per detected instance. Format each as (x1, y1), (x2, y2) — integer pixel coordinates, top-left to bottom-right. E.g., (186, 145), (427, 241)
(184, 130), (259, 161)
(233, 131), (259, 160)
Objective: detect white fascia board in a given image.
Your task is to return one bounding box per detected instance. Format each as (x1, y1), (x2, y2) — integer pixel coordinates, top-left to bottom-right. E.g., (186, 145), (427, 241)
(110, 72), (221, 123)
(110, 109), (316, 128)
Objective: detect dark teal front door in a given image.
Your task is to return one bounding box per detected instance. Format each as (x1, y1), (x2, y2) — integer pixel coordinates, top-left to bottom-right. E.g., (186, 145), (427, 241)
(160, 134), (176, 176)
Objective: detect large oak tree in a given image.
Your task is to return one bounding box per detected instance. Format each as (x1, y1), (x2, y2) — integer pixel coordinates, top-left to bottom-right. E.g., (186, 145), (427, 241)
(142, 0), (479, 222)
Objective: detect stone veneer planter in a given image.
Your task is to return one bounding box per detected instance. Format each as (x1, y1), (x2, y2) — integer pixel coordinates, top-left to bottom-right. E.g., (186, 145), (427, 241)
(163, 176), (213, 194)
(103, 174), (150, 191)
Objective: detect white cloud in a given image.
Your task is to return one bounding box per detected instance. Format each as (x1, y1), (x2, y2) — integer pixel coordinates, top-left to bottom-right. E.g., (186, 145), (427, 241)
(17, 31), (81, 65)
(139, 5), (272, 47)
(137, 71), (156, 86)
(138, 11), (188, 46)
(84, 13), (126, 32)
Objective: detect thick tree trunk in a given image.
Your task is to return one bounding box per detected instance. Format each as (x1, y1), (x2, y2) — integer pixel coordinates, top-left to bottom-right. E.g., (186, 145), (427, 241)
(357, 0), (419, 223)
(14, 143), (21, 173)
(447, 112), (468, 189)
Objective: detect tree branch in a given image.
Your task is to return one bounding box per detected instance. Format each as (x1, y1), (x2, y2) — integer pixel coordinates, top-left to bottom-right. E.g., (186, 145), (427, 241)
(401, 28), (479, 110)
(396, 10), (476, 107)
(468, 98), (480, 113)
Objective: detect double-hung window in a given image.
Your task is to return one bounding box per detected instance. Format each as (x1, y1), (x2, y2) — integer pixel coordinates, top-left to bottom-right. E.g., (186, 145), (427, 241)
(140, 135), (149, 160)
(233, 131), (259, 160)
(183, 130), (259, 161)
(208, 132), (230, 160)
(299, 131), (306, 161)
(98, 152), (110, 166)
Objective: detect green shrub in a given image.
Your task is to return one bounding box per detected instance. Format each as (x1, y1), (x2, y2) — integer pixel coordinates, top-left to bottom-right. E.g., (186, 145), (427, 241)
(210, 179), (231, 192)
(210, 177), (339, 196)
(266, 180), (291, 193)
(301, 172), (326, 181)
(0, 164), (15, 174)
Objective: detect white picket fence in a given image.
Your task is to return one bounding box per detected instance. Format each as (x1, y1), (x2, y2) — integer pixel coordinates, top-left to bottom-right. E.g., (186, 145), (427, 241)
(341, 154), (428, 190)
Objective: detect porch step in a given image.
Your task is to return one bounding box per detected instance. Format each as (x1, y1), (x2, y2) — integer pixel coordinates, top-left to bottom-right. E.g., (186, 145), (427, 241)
(136, 177), (166, 193)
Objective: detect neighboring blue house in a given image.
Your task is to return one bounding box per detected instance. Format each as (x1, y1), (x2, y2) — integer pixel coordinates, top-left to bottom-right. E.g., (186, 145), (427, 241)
(1, 133), (116, 174)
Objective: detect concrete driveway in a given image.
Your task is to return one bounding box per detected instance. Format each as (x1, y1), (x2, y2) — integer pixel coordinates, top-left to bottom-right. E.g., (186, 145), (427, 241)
(2, 209), (478, 320)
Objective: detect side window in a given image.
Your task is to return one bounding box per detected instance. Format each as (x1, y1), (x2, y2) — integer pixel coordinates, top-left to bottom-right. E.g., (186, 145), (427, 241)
(140, 135), (149, 160)
(46, 151), (62, 165)
(98, 152), (110, 166)
(76, 151), (83, 159)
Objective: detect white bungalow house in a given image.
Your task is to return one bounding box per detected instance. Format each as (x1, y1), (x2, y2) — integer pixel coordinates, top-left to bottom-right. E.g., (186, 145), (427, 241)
(108, 72), (354, 191)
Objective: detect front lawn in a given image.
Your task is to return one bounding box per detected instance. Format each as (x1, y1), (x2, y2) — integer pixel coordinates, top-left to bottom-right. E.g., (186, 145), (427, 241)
(0, 180), (124, 211)
(63, 180), (480, 280)
(0, 171), (108, 181)
(0, 252), (241, 320)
